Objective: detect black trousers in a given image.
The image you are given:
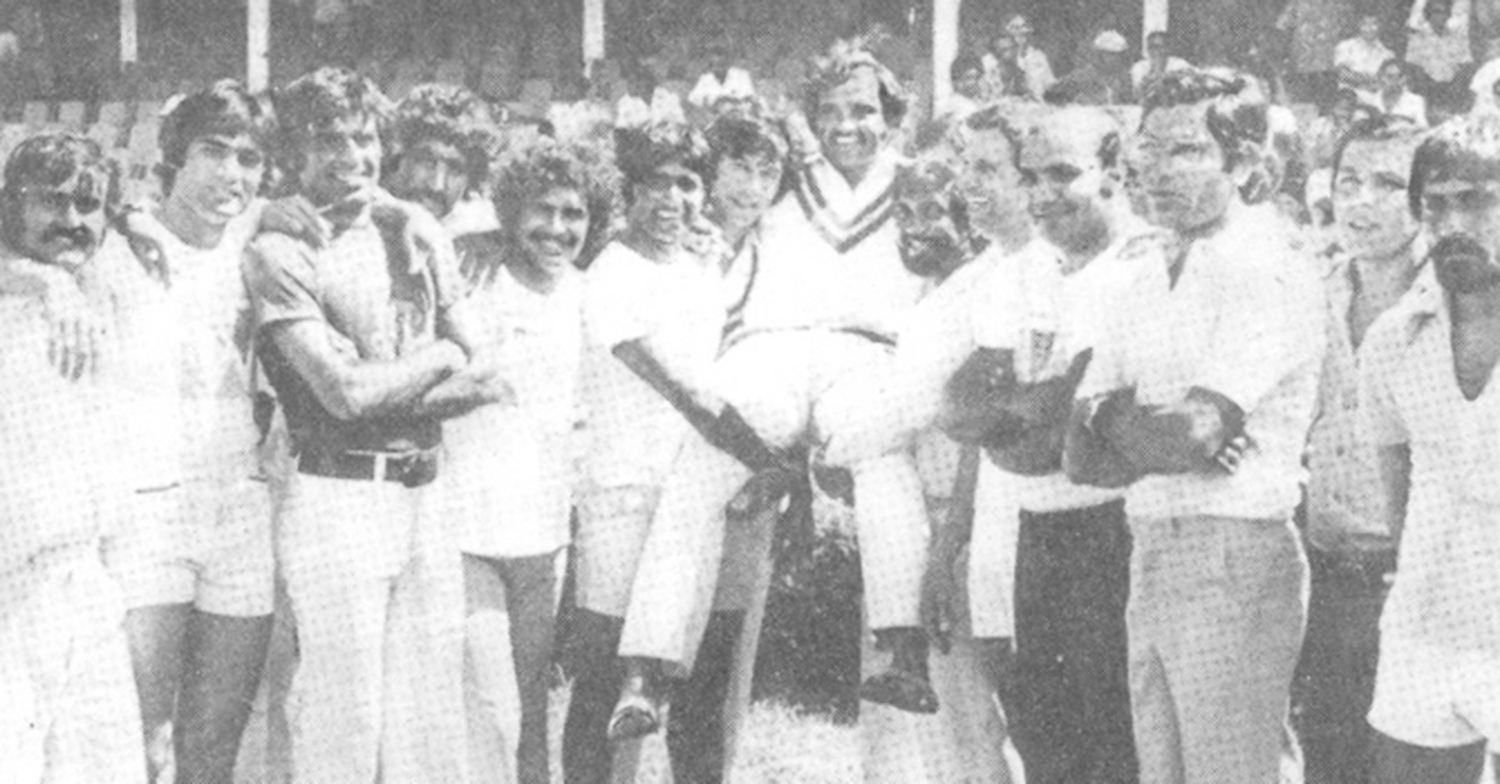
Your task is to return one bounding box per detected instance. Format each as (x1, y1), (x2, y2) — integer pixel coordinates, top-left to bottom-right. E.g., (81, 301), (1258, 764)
(1008, 499), (1138, 784)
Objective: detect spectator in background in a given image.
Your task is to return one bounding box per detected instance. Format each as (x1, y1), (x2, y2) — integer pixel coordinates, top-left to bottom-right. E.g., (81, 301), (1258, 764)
(1132, 31), (1193, 100)
(982, 34), (1028, 100)
(1405, 0), (1473, 111)
(985, 15), (1053, 101)
(1306, 89), (1377, 170)
(1277, 0), (1356, 103)
(1049, 30), (1132, 105)
(1335, 14), (1395, 106)
(689, 42), (756, 116)
(939, 52), (987, 119)
(1374, 59), (1428, 127)
(616, 54), (686, 128)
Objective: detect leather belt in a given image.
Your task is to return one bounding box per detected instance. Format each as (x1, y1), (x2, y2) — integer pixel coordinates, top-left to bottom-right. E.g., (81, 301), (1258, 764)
(297, 448), (439, 488)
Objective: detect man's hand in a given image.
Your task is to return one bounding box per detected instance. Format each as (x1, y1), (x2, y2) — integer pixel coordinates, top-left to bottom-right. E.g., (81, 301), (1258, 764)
(9, 261), (108, 382)
(259, 195), (327, 248)
(727, 464), (802, 520)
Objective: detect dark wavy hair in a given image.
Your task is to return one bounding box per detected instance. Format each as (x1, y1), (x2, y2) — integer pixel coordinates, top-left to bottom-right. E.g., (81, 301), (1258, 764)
(801, 40), (909, 130)
(495, 135), (620, 268)
(612, 120), (712, 203)
(273, 67), (394, 181)
(1, 133), (120, 252)
(389, 83), (504, 197)
(703, 114), (791, 196)
(1140, 68), (1269, 173)
(157, 80), (278, 196)
(1409, 112), (1500, 220)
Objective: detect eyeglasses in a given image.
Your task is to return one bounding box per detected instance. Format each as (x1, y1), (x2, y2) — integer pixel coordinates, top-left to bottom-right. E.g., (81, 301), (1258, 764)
(24, 188), (103, 215)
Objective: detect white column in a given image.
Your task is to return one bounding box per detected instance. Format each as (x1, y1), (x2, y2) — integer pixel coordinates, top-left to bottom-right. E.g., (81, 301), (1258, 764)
(120, 0), (138, 66)
(584, 0), (606, 76)
(932, 0), (960, 110)
(248, 0), (269, 92)
(1144, 0), (1169, 48)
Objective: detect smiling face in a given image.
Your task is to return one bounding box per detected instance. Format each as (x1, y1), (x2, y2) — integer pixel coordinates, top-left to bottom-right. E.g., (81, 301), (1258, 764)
(1019, 114), (1114, 254)
(1130, 102), (1239, 233)
(957, 125), (1026, 245)
(299, 113), (382, 206)
(627, 161), (702, 249)
(1379, 61), (1406, 94)
(168, 132), (265, 232)
(389, 137), (469, 220)
(515, 185), (588, 281)
(709, 150), (781, 236)
(1333, 136), (1421, 260)
(894, 171), (970, 279)
(1359, 15), (1381, 42)
(16, 169), (107, 270)
(814, 67), (890, 185)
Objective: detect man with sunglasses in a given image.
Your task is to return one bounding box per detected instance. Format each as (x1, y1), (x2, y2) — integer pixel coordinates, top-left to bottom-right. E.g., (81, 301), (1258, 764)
(0, 133), (146, 784)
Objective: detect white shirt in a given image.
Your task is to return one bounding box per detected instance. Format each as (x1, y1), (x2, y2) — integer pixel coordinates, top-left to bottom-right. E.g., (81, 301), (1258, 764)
(1130, 57), (1193, 94)
(1335, 36), (1396, 105)
(449, 264), (583, 557)
(615, 87), (686, 128)
(688, 67), (755, 108)
(134, 211), (264, 483)
(580, 241), (725, 489)
(1379, 90), (1429, 127)
(972, 234), (1141, 513)
(1360, 268), (1500, 655)
(732, 151), (924, 341)
(1080, 202), (1325, 520)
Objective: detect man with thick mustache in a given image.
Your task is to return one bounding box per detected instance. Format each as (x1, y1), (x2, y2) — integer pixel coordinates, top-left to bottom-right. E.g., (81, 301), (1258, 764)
(1359, 111), (1500, 784)
(1295, 117), (1426, 784)
(606, 42), (939, 731)
(0, 133), (145, 784)
(243, 66), (495, 783)
(941, 106), (1150, 784)
(1064, 69), (1324, 784)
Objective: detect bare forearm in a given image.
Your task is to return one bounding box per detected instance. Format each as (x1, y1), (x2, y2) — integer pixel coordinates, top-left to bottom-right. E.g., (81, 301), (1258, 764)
(270, 320), (466, 421)
(336, 340), (466, 419)
(411, 348), (510, 419)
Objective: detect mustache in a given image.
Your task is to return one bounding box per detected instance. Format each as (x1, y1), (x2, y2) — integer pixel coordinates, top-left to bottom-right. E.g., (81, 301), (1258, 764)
(41, 225), (94, 248)
(1431, 234), (1490, 265)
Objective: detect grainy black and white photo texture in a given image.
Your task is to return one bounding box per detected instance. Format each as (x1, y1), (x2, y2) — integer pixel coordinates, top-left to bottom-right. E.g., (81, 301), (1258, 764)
(6, 1), (1500, 782)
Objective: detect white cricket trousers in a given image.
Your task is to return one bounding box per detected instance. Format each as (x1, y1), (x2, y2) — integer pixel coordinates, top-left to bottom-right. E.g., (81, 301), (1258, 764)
(277, 472), (468, 784)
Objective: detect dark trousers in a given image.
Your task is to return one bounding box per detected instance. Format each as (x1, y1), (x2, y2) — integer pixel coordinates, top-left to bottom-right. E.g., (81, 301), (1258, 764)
(1292, 546), (1394, 784)
(1009, 500), (1138, 784)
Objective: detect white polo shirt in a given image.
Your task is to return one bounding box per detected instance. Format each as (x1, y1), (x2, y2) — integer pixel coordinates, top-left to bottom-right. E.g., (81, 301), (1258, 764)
(448, 260), (583, 558)
(1079, 202), (1324, 520)
(580, 240), (725, 489)
(972, 231), (1147, 513)
(1360, 268), (1500, 656)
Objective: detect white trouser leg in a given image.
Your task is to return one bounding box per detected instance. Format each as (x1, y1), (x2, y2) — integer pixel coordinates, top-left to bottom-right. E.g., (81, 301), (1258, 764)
(616, 434), (753, 673)
(464, 608), (520, 784)
(852, 451), (929, 630)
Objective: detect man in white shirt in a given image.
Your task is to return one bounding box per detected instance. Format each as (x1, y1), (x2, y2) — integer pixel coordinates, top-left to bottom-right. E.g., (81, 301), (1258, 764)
(1360, 111), (1500, 784)
(1001, 14), (1055, 101)
(100, 81), (281, 784)
(1131, 31), (1193, 100)
(0, 133), (145, 784)
(1335, 15), (1396, 106)
(606, 44), (938, 725)
(943, 106), (1146, 784)
(1297, 117), (1425, 784)
(1374, 59), (1428, 127)
(1066, 70), (1325, 784)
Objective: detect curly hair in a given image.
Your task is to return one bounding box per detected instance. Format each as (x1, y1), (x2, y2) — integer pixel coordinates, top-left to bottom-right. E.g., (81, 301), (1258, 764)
(894, 138), (971, 241)
(1, 133), (119, 252)
(1140, 68), (1269, 173)
(612, 119), (712, 199)
(389, 83), (503, 196)
(801, 38), (909, 129)
(494, 135), (620, 268)
(703, 114), (790, 192)
(157, 80), (277, 196)
(1410, 112), (1500, 220)
(273, 67), (393, 179)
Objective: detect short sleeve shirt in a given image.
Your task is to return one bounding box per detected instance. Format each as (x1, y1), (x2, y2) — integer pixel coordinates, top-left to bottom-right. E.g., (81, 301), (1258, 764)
(446, 240), (584, 557)
(244, 203), (458, 456)
(1080, 203), (1325, 520)
(579, 241), (725, 489)
(1359, 269), (1500, 655)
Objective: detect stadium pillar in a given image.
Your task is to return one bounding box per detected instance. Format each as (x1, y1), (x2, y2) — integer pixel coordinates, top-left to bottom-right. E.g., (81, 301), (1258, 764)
(584, 0), (605, 74)
(1144, 0), (1168, 49)
(932, 0), (959, 109)
(248, 0), (269, 92)
(120, 0), (137, 66)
